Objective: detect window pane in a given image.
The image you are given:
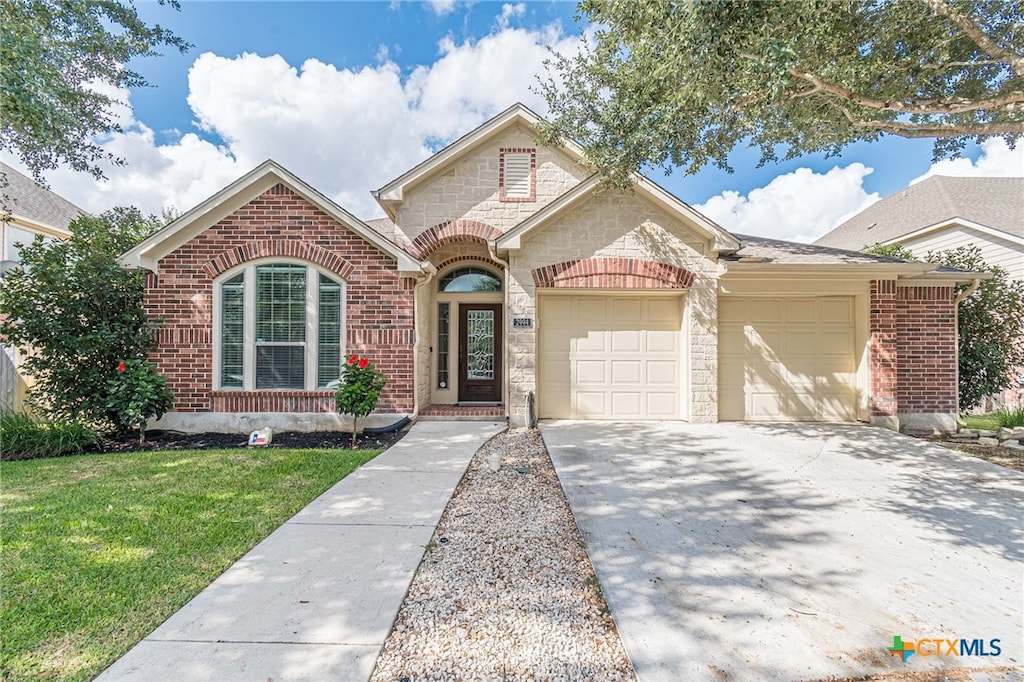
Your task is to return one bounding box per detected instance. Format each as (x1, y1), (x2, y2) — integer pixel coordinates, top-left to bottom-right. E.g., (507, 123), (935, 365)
(437, 302), (449, 388)
(439, 267), (501, 292)
(256, 264), (306, 342)
(220, 273), (244, 388)
(318, 275), (342, 388)
(256, 345), (305, 389)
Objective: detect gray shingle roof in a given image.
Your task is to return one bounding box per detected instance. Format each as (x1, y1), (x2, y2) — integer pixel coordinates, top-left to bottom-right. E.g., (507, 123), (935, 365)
(0, 162), (85, 231)
(814, 175), (1024, 251)
(728, 234), (913, 264)
(362, 216), (415, 253)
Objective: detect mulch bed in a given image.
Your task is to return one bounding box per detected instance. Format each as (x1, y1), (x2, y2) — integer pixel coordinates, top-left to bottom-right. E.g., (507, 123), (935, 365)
(94, 427), (408, 454)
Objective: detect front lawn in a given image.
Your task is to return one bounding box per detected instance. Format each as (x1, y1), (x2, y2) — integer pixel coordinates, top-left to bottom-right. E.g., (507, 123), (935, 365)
(1, 446), (381, 682)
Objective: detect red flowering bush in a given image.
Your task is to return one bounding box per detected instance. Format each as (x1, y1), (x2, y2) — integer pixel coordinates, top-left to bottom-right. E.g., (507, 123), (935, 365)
(335, 355), (387, 447)
(105, 358), (174, 442)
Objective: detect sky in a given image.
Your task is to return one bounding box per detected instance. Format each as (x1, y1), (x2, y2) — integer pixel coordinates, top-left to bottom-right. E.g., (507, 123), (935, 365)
(5, 0), (1023, 244)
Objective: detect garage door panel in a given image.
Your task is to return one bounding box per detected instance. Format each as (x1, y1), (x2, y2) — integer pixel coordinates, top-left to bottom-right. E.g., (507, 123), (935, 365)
(611, 360), (641, 383)
(610, 329), (641, 352)
(646, 393), (679, 418)
(719, 296), (858, 422)
(539, 295), (683, 420)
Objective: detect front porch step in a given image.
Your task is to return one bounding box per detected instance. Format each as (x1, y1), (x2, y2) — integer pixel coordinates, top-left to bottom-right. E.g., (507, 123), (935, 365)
(419, 405), (507, 421)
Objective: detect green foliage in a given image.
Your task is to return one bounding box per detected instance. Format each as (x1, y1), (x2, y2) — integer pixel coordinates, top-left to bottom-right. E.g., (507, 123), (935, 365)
(105, 358), (174, 441)
(1, 446), (381, 681)
(335, 355), (387, 447)
(864, 242), (917, 260)
(0, 207), (172, 433)
(0, 0), (190, 181)
(927, 246), (1024, 411)
(539, 0), (1023, 185)
(0, 410), (99, 461)
(997, 405), (1024, 428)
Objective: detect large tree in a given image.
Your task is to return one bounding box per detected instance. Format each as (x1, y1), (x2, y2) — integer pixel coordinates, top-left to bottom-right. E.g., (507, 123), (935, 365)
(0, 0), (189, 181)
(540, 0), (1024, 185)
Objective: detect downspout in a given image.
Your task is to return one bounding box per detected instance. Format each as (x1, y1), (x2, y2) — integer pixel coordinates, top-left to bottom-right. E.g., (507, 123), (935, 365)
(488, 242), (512, 416)
(409, 262), (438, 423)
(954, 278), (981, 305)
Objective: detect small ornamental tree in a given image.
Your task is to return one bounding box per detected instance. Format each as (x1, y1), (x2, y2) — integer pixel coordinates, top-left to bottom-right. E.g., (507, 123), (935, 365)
(106, 359), (174, 442)
(335, 355), (387, 447)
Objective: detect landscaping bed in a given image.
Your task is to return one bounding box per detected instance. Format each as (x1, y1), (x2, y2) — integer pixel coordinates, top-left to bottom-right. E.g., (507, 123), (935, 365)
(97, 427), (407, 453)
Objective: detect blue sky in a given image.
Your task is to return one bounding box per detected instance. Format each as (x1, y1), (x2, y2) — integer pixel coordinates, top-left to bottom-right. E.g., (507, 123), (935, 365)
(10, 0), (1023, 243)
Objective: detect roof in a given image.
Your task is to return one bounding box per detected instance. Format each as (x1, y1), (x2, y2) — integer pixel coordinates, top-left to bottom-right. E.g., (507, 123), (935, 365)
(814, 175), (1024, 250)
(723, 234), (987, 282)
(120, 160), (425, 275)
(0, 161), (84, 233)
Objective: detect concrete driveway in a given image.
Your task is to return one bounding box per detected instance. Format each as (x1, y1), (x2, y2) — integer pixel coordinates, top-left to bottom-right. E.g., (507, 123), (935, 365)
(540, 422), (1023, 682)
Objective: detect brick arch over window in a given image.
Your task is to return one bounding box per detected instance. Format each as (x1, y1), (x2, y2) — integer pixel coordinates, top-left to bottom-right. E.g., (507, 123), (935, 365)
(532, 258), (697, 289)
(435, 255), (505, 273)
(411, 220), (503, 259)
(201, 240), (356, 280)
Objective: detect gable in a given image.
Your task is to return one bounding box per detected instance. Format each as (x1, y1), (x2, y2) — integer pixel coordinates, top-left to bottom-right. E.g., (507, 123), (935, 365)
(121, 160), (423, 275)
(901, 223), (1024, 281)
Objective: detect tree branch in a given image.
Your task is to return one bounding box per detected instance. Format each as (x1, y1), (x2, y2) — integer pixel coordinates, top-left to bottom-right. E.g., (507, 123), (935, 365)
(788, 67), (1024, 114)
(922, 0), (1024, 77)
(839, 107), (1024, 137)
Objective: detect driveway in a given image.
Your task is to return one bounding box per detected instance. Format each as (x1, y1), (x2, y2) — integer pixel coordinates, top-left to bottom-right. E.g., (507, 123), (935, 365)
(540, 421), (1023, 682)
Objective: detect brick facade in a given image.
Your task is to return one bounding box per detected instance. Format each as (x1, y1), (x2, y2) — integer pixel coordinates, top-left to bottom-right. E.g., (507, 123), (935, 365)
(147, 183), (414, 414)
(532, 257), (697, 290)
(870, 280), (957, 417)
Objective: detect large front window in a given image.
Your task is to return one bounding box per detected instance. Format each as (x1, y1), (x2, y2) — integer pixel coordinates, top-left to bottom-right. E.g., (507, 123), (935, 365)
(217, 262), (344, 390)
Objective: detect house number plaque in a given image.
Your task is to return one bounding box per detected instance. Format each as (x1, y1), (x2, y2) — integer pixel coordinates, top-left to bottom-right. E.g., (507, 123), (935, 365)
(512, 318), (533, 328)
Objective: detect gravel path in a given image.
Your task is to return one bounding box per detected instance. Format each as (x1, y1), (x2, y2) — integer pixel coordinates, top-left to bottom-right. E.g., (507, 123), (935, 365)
(370, 428), (636, 682)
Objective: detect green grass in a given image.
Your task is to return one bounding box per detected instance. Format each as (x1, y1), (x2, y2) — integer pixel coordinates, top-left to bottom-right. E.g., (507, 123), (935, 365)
(1, 446), (381, 682)
(962, 414), (1001, 431)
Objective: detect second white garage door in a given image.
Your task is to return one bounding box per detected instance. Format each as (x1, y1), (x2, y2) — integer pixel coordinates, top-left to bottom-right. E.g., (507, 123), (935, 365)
(718, 296), (858, 421)
(538, 295), (683, 419)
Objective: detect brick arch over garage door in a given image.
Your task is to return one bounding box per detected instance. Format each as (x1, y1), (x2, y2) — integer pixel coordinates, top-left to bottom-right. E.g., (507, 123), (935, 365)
(200, 239), (356, 280)
(532, 257), (696, 289)
(411, 219), (503, 259)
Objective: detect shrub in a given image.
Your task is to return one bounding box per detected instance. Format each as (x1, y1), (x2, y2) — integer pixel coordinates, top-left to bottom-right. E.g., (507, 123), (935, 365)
(997, 406), (1024, 429)
(105, 358), (174, 442)
(0, 411), (99, 461)
(335, 355), (387, 447)
(0, 207), (174, 433)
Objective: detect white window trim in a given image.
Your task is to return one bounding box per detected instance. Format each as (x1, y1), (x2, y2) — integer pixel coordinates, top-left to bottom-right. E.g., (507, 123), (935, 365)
(213, 257), (346, 391)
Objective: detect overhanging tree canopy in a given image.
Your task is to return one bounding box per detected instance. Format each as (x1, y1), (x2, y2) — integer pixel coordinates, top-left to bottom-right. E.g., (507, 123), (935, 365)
(540, 0), (1024, 185)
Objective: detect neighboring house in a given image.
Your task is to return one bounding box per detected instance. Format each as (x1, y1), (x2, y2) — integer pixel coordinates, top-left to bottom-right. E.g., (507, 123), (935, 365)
(816, 175), (1024, 408)
(0, 162), (85, 412)
(121, 104), (978, 433)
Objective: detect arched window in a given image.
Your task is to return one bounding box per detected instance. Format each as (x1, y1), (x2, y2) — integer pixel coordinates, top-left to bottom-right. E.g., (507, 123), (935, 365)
(438, 267), (502, 292)
(217, 261), (344, 390)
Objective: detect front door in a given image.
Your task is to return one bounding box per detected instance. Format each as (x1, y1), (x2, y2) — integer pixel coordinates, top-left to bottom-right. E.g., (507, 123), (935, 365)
(459, 303), (502, 402)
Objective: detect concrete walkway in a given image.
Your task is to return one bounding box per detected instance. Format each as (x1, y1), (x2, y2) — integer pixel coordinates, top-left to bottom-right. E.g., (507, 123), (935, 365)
(98, 421), (505, 682)
(541, 421), (1024, 682)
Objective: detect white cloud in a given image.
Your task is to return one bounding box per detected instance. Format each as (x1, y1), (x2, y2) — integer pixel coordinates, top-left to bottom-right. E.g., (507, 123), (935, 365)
(911, 137), (1024, 183)
(11, 22), (582, 219)
(496, 2), (526, 29)
(426, 0), (457, 16)
(695, 165), (881, 244)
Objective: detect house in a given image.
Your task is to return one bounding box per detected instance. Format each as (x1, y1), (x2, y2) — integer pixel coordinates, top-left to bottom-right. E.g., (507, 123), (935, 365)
(0, 162), (84, 412)
(121, 104), (979, 433)
(816, 175), (1023, 408)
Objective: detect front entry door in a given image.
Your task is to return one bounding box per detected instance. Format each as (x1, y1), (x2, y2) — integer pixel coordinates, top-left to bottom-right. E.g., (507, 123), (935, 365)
(458, 303), (502, 402)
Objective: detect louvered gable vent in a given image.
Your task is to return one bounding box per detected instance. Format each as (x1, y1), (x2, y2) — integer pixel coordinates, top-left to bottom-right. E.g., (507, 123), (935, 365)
(500, 149), (534, 201)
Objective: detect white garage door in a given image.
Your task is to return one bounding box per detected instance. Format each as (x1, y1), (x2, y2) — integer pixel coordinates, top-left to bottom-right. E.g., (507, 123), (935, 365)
(718, 297), (857, 421)
(538, 295), (682, 419)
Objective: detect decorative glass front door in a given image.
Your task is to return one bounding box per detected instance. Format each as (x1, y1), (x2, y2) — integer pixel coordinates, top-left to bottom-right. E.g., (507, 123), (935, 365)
(459, 303), (502, 402)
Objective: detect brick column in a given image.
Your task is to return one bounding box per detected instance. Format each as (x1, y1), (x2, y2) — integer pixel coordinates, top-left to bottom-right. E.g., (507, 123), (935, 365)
(870, 279), (899, 421)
